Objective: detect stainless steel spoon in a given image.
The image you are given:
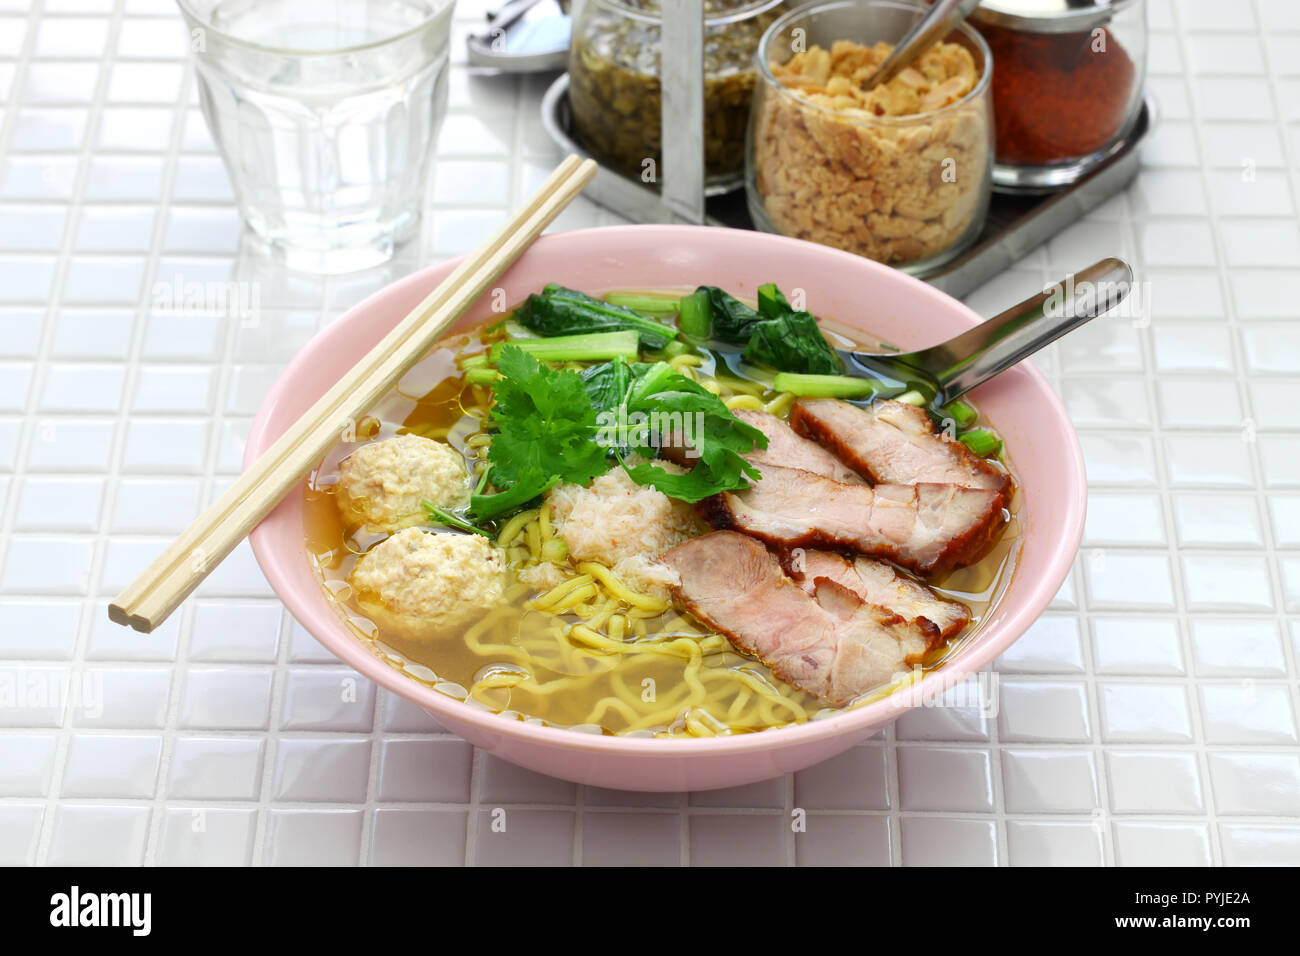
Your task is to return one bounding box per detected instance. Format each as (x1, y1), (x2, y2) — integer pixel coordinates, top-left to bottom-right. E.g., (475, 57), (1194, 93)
(865, 0), (983, 90)
(838, 257), (1136, 404)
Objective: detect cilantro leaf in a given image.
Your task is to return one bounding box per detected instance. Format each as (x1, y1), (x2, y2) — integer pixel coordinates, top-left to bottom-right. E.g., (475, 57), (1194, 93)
(468, 347), (607, 520)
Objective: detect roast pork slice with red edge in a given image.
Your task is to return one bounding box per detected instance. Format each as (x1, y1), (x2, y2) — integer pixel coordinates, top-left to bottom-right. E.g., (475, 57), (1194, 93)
(659, 407), (865, 484)
(660, 531), (939, 706)
(791, 398), (1012, 507)
(786, 549), (970, 639)
(698, 461), (1004, 577)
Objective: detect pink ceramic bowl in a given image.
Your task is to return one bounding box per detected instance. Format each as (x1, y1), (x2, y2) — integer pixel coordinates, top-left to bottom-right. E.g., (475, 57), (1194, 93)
(247, 225), (1085, 792)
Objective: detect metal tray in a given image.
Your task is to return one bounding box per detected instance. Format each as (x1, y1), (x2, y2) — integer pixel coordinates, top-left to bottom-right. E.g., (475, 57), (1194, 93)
(542, 74), (1155, 299)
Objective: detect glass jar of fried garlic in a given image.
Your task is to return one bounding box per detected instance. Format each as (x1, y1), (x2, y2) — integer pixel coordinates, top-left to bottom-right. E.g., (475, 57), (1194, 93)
(746, 0), (993, 270)
(569, 0), (787, 188)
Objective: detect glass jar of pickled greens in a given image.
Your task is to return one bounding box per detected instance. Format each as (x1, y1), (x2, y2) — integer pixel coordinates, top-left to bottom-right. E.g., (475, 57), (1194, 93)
(568, 0), (786, 188)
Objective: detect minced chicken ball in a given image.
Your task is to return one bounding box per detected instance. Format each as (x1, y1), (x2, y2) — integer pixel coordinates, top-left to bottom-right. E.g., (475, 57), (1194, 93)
(538, 463), (705, 600)
(336, 434), (470, 532)
(350, 527), (505, 639)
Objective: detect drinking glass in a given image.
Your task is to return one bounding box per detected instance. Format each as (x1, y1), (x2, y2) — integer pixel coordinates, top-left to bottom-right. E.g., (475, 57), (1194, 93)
(176, 0), (455, 274)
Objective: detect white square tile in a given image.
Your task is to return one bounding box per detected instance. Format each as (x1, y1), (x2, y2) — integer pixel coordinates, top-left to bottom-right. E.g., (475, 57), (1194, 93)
(14, 475), (104, 531)
(1084, 493), (1166, 546)
(280, 667), (375, 732)
(1200, 683), (1297, 744)
(47, 805), (152, 866)
(1148, 270), (1224, 320)
(84, 602), (179, 660)
(1259, 436), (1300, 487)
(1182, 553), (1274, 610)
(178, 667), (273, 730)
(1129, 169), (1207, 216)
(1112, 822), (1212, 866)
(111, 478), (201, 533)
(793, 744), (891, 808)
(1083, 551), (1176, 609)
(1193, 78), (1274, 121)
(39, 363), (125, 412)
(121, 419), (210, 474)
(1200, 124), (1285, 169)
(61, 734), (161, 799)
(1099, 681), (1194, 742)
(33, 16), (109, 56)
(0, 205), (66, 250)
(997, 679), (1092, 742)
(265, 809), (363, 867)
(50, 309), (135, 359)
(72, 666), (171, 728)
(1219, 824), (1300, 866)
(1106, 751), (1204, 813)
(377, 738), (473, 802)
(131, 365), (215, 414)
(116, 17), (189, 59)
(107, 61), (185, 103)
(1172, 494), (1263, 547)
(0, 601), (82, 658)
(1164, 435), (1255, 487)
(0, 734), (58, 796)
(167, 736), (264, 800)
(1156, 378), (1243, 429)
(1207, 752), (1300, 814)
(1062, 377), (1152, 429)
(994, 615), (1085, 674)
(74, 205), (157, 252)
(273, 737), (372, 803)
(1220, 221), (1300, 268)
(899, 817), (997, 866)
(1191, 618), (1286, 677)
(1001, 750), (1099, 813)
(96, 106), (173, 151)
(1006, 821), (1103, 867)
(1079, 434), (1159, 486)
(1, 536), (95, 594)
(0, 805), (44, 866)
(161, 206), (243, 254)
(370, 809), (467, 866)
(897, 747), (993, 812)
(1208, 169), (1296, 217)
(1140, 221), (1217, 267)
(1151, 324), (1235, 373)
(1091, 617), (1185, 675)
(157, 807), (256, 866)
(1241, 325), (1300, 374)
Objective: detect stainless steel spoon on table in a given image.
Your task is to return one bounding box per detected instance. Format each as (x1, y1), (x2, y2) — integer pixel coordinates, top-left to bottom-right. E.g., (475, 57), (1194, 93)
(864, 0), (983, 90)
(838, 257), (1136, 405)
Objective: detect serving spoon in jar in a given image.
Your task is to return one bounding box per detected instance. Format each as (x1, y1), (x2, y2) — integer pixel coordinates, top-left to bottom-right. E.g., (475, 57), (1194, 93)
(864, 0), (983, 90)
(833, 257), (1136, 405)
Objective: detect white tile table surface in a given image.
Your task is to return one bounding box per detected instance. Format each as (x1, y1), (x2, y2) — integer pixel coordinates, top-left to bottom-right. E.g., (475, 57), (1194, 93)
(1, 0), (1298, 866)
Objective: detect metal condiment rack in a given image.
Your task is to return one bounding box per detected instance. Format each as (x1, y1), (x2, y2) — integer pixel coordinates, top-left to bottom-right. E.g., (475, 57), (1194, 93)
(544, 0), (1154, 298)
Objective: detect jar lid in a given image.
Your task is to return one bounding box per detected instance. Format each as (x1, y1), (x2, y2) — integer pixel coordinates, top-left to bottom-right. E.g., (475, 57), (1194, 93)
(974, 0), (1134, 33)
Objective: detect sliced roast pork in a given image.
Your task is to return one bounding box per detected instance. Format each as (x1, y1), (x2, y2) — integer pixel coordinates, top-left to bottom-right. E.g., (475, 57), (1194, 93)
(731, 409), (864, 483)
(660, 408), (863, 483)
(699, 462), (1003, 576)
(661, 531), (939, 705)
(791, 398), (1012, 506)
(786, 549), (970, 639)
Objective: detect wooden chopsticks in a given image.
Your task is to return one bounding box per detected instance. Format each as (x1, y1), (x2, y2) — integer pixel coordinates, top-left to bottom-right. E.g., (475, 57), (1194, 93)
(109, 155), (598, 633)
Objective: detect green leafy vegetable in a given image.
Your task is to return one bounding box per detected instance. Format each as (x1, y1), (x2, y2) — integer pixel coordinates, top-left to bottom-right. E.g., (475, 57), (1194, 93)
(602, 291), (680, 313)
(469, 346), (609, 520)
(772, 371), (877, 398)
(614, 361), (768, 503)
(488, 330), (639, 364)
(677, 290), (713, 339)
(422, 502), (490, 536)
(694, 284), (842, 375)
(514, 283), (677, 349)
(958, 427), (1003, 459)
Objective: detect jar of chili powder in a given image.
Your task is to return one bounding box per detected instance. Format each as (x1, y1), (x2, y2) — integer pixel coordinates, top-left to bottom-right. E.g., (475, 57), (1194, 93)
(972, 0), (1147, 192)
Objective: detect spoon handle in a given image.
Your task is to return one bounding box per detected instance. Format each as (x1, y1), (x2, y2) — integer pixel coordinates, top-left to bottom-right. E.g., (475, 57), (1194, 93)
(924, 257), (1136, 401)
(865, 0), (982, 90)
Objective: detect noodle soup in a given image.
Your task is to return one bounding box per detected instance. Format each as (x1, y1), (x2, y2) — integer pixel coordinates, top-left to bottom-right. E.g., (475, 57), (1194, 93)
(304, 285), (1021, 737)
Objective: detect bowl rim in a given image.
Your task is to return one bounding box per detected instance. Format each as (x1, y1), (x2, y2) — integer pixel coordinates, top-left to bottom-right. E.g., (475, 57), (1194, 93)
(247, 224), (1086, 757)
